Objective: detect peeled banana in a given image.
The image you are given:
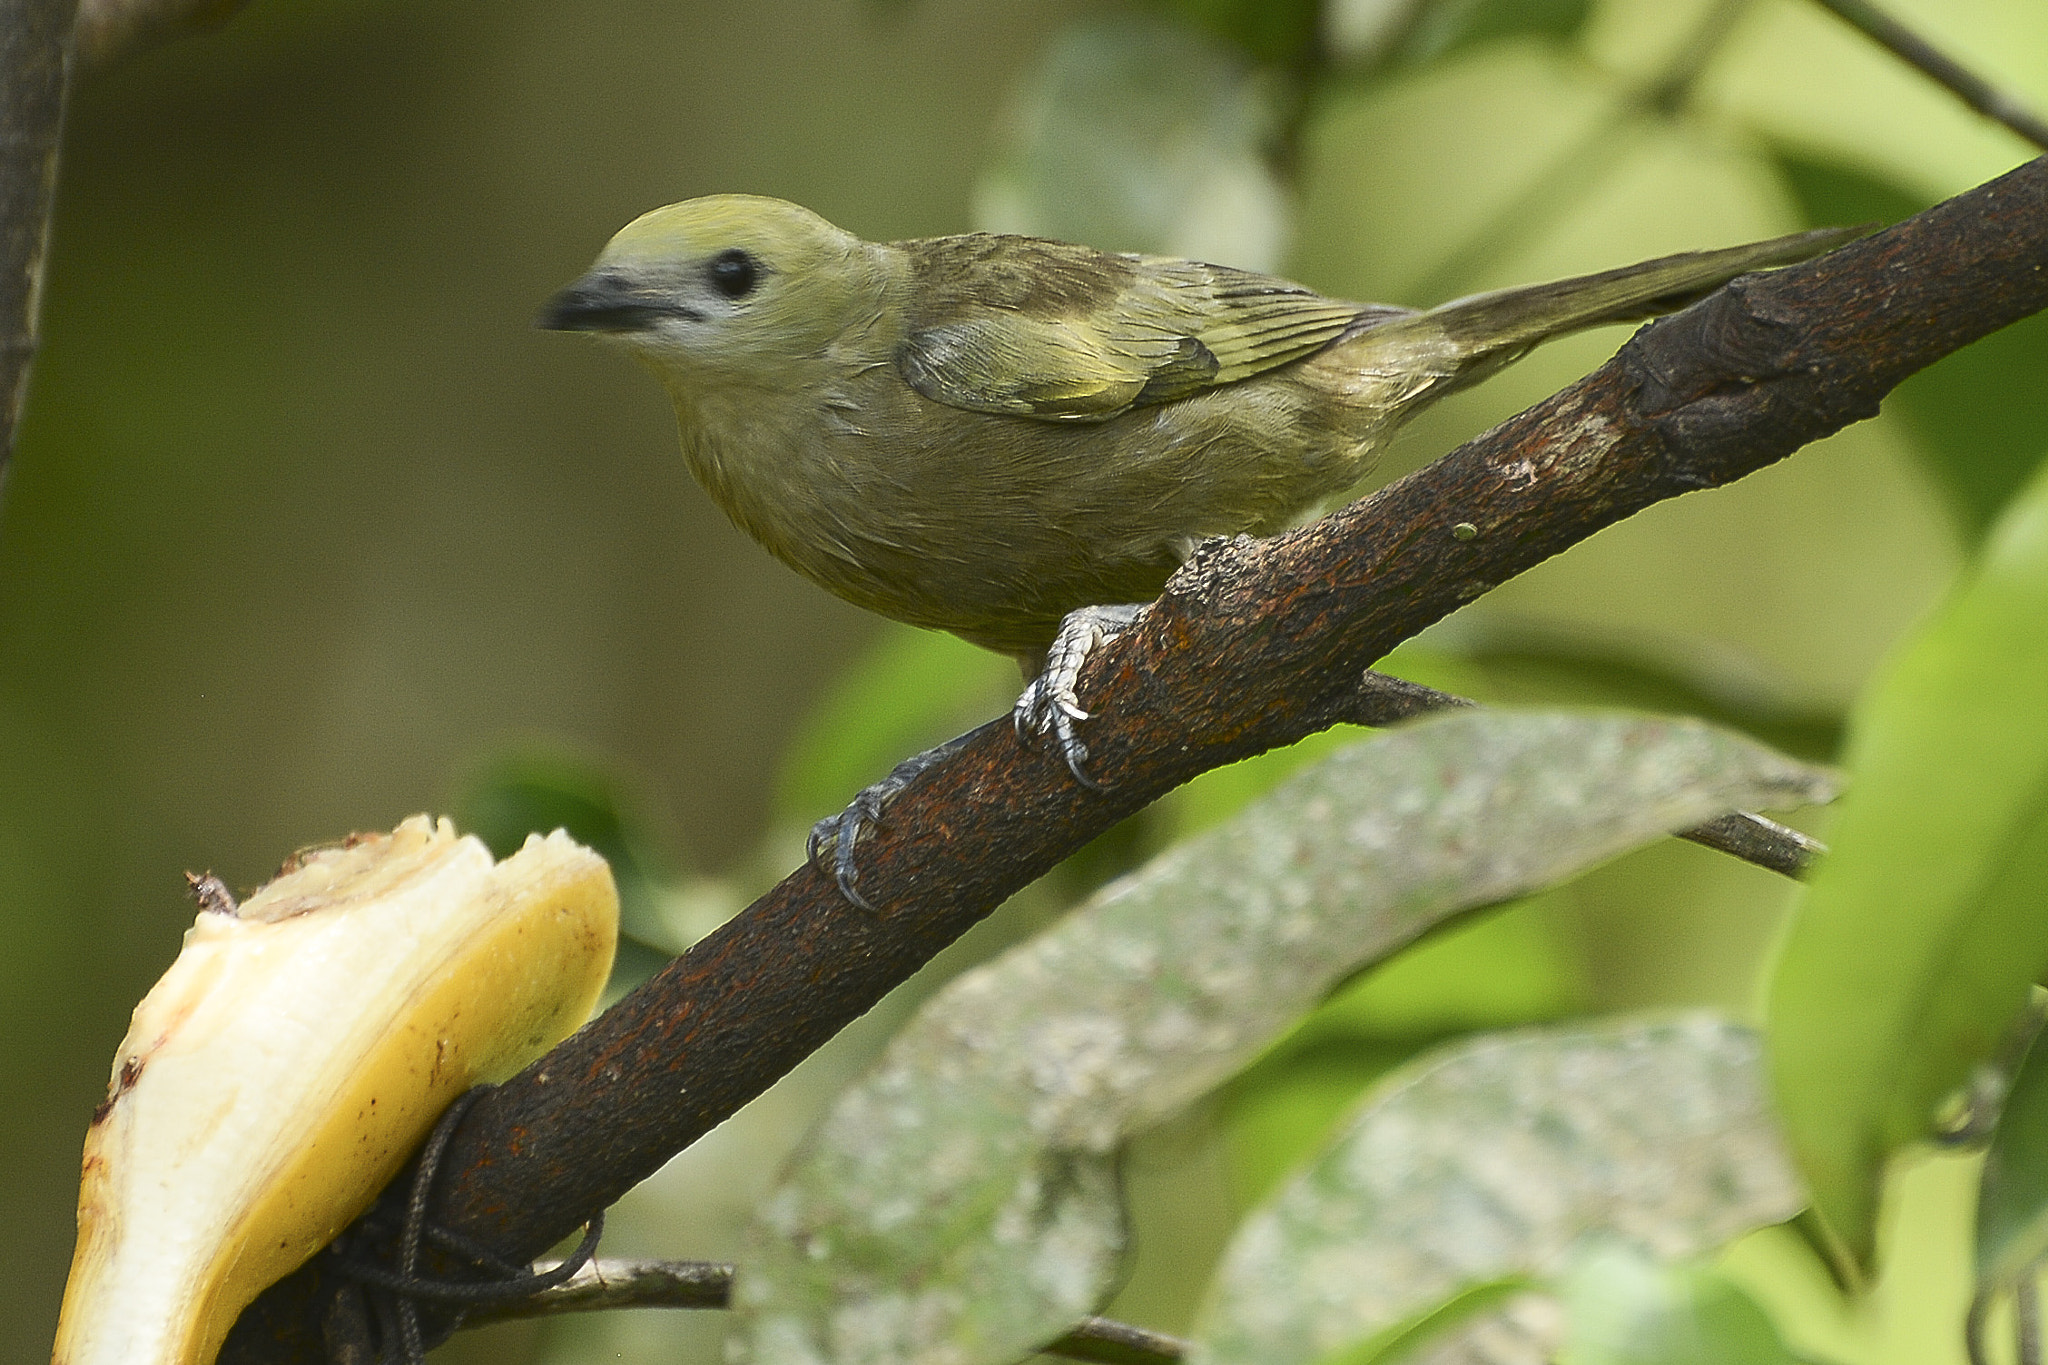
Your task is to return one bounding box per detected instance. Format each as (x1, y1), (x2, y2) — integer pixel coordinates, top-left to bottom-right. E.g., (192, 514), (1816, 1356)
(52, 815), (619, 1365)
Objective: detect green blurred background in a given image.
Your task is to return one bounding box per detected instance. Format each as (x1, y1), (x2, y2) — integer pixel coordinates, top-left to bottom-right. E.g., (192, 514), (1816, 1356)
(4, 0), (2043, 1360)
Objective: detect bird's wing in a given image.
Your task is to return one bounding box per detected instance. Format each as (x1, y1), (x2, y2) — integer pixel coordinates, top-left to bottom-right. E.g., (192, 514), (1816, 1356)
(895, 237), (1376, 423)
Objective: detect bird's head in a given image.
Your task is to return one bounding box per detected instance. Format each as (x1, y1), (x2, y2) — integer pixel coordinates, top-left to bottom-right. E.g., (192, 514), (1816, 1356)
(539, 194), (887, 384)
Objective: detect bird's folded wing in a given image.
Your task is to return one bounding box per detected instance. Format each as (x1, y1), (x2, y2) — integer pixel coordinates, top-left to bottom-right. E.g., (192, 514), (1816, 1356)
(896, 242), (1374, 423)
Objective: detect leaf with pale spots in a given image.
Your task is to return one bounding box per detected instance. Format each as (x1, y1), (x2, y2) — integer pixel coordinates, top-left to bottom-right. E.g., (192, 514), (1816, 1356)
(1189, 1016), (1802, 1365)
(730, 711), (1834, 1365)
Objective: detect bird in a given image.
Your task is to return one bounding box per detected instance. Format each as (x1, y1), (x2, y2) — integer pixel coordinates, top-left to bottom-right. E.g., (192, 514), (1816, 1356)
(541, 194), (1854, 900)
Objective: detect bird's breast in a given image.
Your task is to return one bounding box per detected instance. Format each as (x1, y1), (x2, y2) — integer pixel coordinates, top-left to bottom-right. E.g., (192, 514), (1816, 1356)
(669, 362), (1400, 654)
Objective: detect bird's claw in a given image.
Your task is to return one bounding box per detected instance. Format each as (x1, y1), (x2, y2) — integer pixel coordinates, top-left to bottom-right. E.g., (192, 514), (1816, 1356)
(806, 730), (983, 910)
(809, 602), (1146, 907)
(808, 788), (890, 912)
(1013, 675), (1104, 789)
(1012, 603), (1146, 789)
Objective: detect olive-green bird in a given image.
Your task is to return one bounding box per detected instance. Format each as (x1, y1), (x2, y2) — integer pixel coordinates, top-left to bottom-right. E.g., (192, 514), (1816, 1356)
(541, 196), (1852, 892)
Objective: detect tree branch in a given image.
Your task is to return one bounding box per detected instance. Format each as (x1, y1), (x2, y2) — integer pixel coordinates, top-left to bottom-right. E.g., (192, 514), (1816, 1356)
(221, 155), (2048, 1362)
(0, 0), (80, 488)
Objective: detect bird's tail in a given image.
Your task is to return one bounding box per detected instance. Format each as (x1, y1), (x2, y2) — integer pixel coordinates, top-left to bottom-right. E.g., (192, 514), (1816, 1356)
(1361, 224), (1867, 379)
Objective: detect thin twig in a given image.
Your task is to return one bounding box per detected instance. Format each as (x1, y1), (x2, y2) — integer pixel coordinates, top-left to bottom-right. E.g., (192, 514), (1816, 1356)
(1341, 670), (1823, 877)
(1676, 810), (1823, 876)
(1933, 987), (2048, 1145)
(1810, 0), (2048, 151)
(462, 1258), (1187, 1364)
(462, 1258), (733, 1321)
(1049, 1317), (1189, 1365)
(1639, 0), (1754, 117)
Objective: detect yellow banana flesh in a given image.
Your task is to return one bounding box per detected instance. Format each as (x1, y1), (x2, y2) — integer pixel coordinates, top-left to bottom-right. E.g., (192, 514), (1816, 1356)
(52, 815), (619, 1365)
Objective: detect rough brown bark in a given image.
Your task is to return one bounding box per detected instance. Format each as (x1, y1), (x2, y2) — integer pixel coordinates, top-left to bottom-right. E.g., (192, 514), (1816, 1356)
(221, 153), (2048, 1361)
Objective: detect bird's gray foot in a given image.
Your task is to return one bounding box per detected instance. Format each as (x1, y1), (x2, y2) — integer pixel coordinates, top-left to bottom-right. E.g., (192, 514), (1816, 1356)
(1013, 603), (1148, 789)
(808, 729), (982, 909)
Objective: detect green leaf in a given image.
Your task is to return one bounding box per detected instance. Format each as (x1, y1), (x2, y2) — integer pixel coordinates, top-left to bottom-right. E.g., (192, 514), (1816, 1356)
(974, 13), (1290, 267)
(1224, 1036), (1426, 1210)
(732, 712), (1833, 1365)
(1309, 1277), (1536, 1365)
(1892, 311), (2048, 543)
(1160, 642), (1493, 841)
(1435, 620), (1845, 762)
(1771, 145), (2048, 539)
(1771, 147), (1930, 232)
(1767, 461), (2048, 1281)
(1977, 1016), (2048, 1287)
(1192, 1016), (1804, 1365)
(1164, 723), (1372, 837)
(453, 747), (677, 983)
(1321, 0), (1425, 69)
(452, 748), (745, 984)
(1559, 1245), (1799, 1365)
(1308, 887), (1585, 1035)
(455, 746), (655, 873)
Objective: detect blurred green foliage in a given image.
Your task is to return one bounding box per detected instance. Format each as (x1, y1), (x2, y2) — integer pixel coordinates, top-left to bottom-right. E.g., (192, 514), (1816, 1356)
(11, 0), (2048, 1361)
(1893, 310), (2048, 542)
(1770, 459), (2048, 1281)
(1374, 0), (1594, 70)
(771, 625), (1016, 831)
(454, 748), (681, 987)
(457, 748), (665, 878)
(1772, 146), (1931, 228)
(1221, 891), (1586, 1204)
(1159, 0), (1322, 66)
(1559, 1247), (1799, 1365)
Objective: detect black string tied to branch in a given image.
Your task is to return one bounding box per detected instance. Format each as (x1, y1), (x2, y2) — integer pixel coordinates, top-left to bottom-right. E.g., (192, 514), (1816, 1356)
(321, 1086), (605, 1365)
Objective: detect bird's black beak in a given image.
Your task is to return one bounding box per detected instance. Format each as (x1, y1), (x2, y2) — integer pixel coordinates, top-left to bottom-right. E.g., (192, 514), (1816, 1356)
(537, 271), (680, 333)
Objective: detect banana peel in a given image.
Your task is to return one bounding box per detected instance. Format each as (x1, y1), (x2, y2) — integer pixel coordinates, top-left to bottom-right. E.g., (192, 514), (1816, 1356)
(52, 815), (619, 1365)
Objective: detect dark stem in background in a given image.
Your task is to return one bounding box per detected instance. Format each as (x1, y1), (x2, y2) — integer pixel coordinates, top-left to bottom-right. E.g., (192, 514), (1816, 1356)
(0, 0), (254, 519)
(221, 158), (2048, 1362)
(1636, 0), (1754, 117)
(73, 0), (256, 68)
(2021, 1275), (2043, 1365)
(0, 0), (81, 496)
(1968, 1287), (1995, 1365)
(1809, 0), (2048, 152)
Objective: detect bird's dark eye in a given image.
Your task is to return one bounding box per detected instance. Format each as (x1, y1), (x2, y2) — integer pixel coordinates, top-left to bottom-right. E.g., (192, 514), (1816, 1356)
(707, 248), (759, 299)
